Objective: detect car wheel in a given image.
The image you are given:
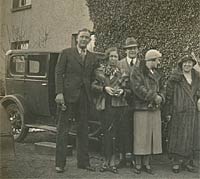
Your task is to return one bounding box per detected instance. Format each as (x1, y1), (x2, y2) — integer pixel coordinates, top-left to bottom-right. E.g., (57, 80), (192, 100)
(6, 103), (29, 142)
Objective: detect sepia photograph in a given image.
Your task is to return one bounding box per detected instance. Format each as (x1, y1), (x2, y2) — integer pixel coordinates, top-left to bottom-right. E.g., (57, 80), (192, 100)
(0, 0), (200, 178)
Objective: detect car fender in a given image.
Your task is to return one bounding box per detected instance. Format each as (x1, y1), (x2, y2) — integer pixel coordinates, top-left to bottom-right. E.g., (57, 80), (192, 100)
(1, 95), (29, 123)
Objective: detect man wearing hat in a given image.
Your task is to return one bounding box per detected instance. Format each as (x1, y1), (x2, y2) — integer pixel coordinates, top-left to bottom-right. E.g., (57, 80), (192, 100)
(116, 37), (139, 168)
(121, 37), (140, 68)
(130, 49), (165, 174)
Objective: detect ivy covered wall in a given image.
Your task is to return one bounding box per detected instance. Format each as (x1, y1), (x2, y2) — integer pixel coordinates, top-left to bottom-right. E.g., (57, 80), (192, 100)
(86, 0), (200, 75)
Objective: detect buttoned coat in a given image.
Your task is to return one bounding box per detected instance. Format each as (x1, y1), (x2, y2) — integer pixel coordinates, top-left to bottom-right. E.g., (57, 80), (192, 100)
(55, 48), (98, 103)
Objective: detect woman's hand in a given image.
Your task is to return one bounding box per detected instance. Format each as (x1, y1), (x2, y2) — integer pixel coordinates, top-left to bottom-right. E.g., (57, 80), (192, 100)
(114, 89), (124, 97)
(165, 115), (171, 122)
(154, 95), (162, 105)
(104, 86), (115, 96)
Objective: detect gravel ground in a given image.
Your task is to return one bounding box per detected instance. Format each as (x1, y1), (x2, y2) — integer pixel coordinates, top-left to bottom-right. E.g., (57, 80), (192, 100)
(0, 131), (199, 179)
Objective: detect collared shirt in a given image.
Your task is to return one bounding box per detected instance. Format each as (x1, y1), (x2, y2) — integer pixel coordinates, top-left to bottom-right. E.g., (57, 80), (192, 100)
(126, 57), (136, 66)
(149, 69), (154, 74)
(77, 45), (87, 56)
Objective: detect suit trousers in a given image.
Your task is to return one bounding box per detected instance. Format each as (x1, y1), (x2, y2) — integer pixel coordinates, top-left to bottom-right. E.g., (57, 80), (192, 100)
(117, 106), (133, 156)
(56, 87), (90, 168)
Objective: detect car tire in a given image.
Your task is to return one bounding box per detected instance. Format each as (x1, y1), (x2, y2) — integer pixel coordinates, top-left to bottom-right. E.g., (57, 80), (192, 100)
(5, 103), (29, 142)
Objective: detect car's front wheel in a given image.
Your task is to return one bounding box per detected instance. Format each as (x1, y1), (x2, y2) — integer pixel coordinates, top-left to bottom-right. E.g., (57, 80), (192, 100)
(6, 103), (29, 142)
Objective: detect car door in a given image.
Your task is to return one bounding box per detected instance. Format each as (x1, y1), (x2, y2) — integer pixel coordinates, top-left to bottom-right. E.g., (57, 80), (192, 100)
(6, 55), (25, 97)
(24, 53), (50, 117)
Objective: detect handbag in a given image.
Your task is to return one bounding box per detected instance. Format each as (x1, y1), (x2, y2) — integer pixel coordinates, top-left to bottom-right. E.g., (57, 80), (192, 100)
(95, 95), (105, 111)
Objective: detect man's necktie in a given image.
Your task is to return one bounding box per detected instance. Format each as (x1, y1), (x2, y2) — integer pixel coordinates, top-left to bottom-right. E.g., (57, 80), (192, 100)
(130, 59), (134, 66)
(80, 49), (86, 61)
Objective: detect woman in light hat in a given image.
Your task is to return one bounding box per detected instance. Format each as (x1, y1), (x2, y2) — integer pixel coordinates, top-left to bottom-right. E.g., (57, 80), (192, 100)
(130, 49), (165, 175)
(165, 54), (200, 173)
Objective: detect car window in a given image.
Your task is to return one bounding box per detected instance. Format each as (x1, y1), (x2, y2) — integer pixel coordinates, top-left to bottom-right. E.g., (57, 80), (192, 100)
(10, 55), (25, 75)
(27, 55), (47, 77)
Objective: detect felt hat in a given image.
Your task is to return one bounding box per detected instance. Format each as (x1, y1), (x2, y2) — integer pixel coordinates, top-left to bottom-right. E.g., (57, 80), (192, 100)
(123, 37), (138, 49)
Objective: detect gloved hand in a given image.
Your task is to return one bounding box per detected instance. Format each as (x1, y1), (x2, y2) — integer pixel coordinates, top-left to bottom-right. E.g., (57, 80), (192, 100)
(165, 115), (171, 122)
(154, 95), (162, 105)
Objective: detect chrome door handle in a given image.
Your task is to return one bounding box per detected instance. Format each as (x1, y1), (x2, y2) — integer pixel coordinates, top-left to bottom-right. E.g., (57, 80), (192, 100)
(41, 83), (47, 86)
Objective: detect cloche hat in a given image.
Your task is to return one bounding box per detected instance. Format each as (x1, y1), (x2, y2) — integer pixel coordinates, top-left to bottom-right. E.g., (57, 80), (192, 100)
(145, 49), (162, 61)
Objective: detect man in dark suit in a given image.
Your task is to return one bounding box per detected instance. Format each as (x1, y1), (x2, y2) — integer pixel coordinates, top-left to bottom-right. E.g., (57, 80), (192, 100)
(117, 37), (139, 168)
(55, 28), (98, 173)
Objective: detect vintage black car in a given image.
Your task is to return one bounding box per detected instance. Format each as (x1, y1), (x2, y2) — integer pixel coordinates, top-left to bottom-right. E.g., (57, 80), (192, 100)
(1, 50), (102, 142)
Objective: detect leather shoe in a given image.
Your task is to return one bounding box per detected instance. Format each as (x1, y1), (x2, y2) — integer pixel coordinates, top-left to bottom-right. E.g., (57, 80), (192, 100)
(108, 166), (118, 174)
(55, 167), (64, 173)
(133, 167), (141, 174)
(100, 164), (109, 172)
(78, 165), (96, 172)
(172, 164), (180, 173)
(143, 165), (154, 175)
(183, 164), (197, 173)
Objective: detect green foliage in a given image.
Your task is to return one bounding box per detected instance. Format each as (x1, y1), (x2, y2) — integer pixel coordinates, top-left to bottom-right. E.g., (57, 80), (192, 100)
(86, 0), (200, 76)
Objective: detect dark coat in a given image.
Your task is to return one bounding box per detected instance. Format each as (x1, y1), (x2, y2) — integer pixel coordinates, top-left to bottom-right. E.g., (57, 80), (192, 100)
(55, 48), (98, 103)
(165, 68), (200, 156)
(130, 65), (166, 111)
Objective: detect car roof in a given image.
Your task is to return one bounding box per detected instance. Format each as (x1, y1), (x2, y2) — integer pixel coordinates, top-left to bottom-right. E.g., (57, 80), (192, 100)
(6, 49), (105, 59)
(6, 49), (61, 56)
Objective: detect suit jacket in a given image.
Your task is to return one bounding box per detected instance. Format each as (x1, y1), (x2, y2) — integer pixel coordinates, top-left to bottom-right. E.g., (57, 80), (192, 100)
(55, 47), (98, 103)
(117, 57), (140, 76)
(117, 57), (140, 105)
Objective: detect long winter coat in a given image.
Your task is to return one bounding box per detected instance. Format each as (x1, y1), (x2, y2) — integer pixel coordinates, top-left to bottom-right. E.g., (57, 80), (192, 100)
(165, 68), (200, 157)
(130, 65), (166, 154)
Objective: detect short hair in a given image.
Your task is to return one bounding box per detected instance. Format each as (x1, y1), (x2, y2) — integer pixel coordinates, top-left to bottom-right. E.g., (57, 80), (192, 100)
(77, 28), (91, 36)
(105, 47), (119, 58)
